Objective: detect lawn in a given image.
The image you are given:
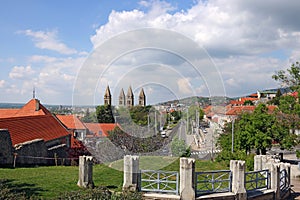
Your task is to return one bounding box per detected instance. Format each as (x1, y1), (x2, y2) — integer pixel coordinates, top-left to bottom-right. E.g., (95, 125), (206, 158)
(0, 165), (123, 199)
(0, 156), (228, 199)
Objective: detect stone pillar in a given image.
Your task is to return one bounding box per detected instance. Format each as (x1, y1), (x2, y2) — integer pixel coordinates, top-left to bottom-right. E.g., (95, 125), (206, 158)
(254, 155), (262, 171)
(230, 160), (247, 200)
(267, 163), (280, 199)
(180, 157), (195, 200)
(123, 155), (139, 191)
(77, 156), (94, 188)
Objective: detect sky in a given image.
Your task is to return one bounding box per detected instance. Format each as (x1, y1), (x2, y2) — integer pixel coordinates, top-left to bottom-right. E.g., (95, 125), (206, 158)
(1, 0), (300, 106)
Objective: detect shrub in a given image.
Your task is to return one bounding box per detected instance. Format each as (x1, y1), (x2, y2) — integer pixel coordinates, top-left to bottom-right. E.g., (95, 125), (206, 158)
(57, 186), (142, 200)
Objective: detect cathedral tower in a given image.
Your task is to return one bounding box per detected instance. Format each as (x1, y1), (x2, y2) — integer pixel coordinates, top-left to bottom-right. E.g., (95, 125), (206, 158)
(119, 88), (126, 107)
(126, 86), (134, 107)
(139, 88), (146, 107)
(104, 85), (112, 106)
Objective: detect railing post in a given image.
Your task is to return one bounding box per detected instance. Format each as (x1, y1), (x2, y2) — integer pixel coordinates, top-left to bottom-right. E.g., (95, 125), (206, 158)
(123, 155), (139, 191)
(230, 160), (247, 200)
(267, 163), (280, 199)
(180, 157), (195, 200)
(282, 163), (291, 189)
(77, 156), (94, 188)
(280, 162), (291, 198)
(254, 155), (263, 171)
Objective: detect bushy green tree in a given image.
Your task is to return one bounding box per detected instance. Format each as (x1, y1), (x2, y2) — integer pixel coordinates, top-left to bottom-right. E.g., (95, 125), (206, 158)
(96, 105), (115, 123)
(129, 105), (152, 126)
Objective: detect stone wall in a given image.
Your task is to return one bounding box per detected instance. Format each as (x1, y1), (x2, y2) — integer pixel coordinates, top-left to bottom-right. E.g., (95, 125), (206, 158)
(14, 139), (48, 166)
(0, 129), (13, 166)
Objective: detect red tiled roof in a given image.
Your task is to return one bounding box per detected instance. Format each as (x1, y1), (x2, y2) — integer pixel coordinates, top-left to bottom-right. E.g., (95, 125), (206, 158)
(267, 105), (277, 113)
(0, 99), (50, 118)
(203, 105), (212, 115)
(226, 106), (256, 115)
(70, 136), (83, 148)
(0, 115), (70, 146)
(15, 99), (51, 117)
(226, 105), (277, 116)
(230, 97), (258, 106)
(249, 93), (258, 98)
(290, 91), (298, 98)
(0, 109), (18, 118)
(56, 114), (87, 130)
(84, 123), (118, 137)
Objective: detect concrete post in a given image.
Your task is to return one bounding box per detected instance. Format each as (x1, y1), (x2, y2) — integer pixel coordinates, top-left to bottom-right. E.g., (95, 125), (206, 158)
(123, 155), (139, 191)
(267, 163), (280, 199)
(254, 155), (262, 171)
(230, 160), (247, 200)
(180, 157), (195, 200)
(77, 156), (94, 188)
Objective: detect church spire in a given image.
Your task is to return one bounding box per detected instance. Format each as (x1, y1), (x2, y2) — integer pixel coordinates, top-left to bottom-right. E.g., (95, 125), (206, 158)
(139, 88), (146, 107)
(119, 88), (125, 107)
(126, 86), (134, 107)
(104, 85), (112, 106)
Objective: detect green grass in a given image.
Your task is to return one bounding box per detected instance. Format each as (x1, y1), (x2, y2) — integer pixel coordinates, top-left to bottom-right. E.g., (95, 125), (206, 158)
(0, 165), (123, 199)
(0, 157), (228, 199)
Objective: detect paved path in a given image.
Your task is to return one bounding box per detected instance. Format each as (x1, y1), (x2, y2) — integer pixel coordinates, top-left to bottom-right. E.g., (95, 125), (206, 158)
(291, 178), (300, 199)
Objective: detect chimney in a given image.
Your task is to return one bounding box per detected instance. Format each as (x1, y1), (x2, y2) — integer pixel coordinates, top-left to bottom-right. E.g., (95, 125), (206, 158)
(35, 99), (40, 111)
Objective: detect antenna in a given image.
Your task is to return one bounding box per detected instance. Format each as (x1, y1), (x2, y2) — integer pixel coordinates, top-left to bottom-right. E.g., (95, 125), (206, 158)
(33, 87), (36, 99)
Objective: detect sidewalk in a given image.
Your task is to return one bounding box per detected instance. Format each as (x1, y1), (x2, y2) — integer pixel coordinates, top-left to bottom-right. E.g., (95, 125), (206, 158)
(291, 178), (300, 199)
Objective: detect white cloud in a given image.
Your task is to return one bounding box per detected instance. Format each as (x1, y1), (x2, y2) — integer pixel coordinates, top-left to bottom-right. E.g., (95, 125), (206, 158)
(177, 78), (192, 94)
(19, 29), (78, 55)
(88, 0), (300, 102)
(0, 80), (5, 88)
(9, 65), (35, 79)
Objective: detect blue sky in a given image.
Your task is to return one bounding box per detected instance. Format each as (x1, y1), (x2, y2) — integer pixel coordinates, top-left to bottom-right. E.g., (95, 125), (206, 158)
(1, 0), (300, 105)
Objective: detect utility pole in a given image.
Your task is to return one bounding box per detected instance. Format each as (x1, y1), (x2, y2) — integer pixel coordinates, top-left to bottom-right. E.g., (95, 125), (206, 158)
(232, 118), (235, 153)
(147, 114), (150, 132)
(154, 111), (157, 134)
(186, 108), (189, 134)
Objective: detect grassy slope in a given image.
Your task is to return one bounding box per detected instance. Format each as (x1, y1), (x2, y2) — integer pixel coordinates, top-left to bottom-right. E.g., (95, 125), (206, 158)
(0, 157), (228, 199)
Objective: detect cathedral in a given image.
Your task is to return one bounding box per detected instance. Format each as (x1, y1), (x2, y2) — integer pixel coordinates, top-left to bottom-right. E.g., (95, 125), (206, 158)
(104, 85), (146, 107)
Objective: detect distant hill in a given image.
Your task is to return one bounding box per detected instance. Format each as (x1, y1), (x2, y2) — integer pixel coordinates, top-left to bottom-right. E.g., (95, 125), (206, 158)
(0, 103), (24, 108)
(158, 96), (232, 107)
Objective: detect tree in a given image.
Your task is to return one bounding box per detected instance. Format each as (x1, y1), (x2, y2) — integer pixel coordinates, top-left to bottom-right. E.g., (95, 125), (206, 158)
(219, 104), (275, 155)
(129, 105), (152, 126)
(81, 108), (97, 123)
(171, 137), (190, 157)
(243, 100), (254, 105)
(272, 61), (300, 90)
(268, 89), (282, 105)
(96, 105), (115, 123)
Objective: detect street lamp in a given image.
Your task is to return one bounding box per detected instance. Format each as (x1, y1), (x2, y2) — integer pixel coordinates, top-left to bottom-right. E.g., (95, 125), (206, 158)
(231, 118), (235, 153)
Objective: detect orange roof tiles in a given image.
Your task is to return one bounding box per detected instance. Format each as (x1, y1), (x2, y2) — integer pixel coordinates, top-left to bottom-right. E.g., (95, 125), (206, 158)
(0, 115), (70, 146)
(84, 123), (118, 137)
(70, 136), (83, 148)
(0, 109), (19, 118)
(56, 115), (87, 130)
(226, 106), (256, 115)
(225, 105), (277, 116)
(0, 99), (51, 118)
(249, 93), (258, 98)
(15, 99), (51, 117)
(290, 91), (298, 98)
(230, 97), (258, 106)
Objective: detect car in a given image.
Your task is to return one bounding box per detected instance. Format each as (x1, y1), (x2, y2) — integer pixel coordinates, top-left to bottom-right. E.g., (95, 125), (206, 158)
(161, 131), (166, 138)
